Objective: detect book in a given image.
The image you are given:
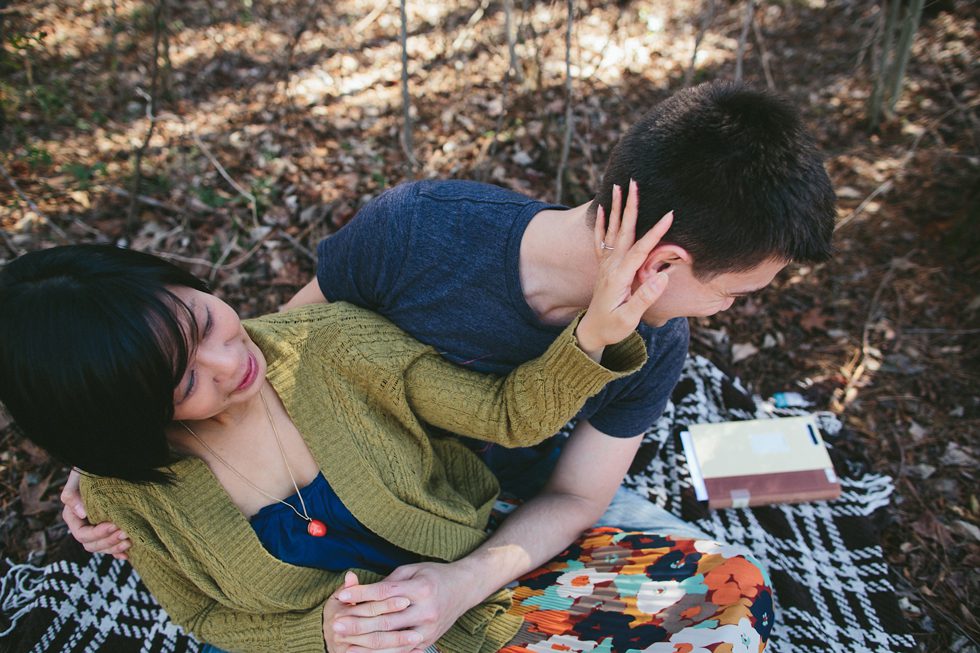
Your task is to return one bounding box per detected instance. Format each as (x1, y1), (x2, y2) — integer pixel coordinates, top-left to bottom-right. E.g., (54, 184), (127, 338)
(680, 415), (841, 509)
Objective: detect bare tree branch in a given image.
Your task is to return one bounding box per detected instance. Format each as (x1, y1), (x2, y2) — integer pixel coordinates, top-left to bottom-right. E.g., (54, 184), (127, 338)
(0, 160), (69, 243)
(399, 0), (417, 174)
(735, 0), (755, 83)
(685, 0), (715, 87)
(191, 131), (260, 227)
(555, 0), (574, 202)
(751, 8), (775, 90)
(504, 0), (523, 82)
(127, 0), (165, 233)
(277, 0), (320, 84)
(449, 0), (492, 55)
(886, 0), (925, 114)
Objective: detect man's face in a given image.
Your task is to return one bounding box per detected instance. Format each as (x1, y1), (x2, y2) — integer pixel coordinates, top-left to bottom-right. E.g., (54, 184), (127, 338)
(640, 258), (788, 326)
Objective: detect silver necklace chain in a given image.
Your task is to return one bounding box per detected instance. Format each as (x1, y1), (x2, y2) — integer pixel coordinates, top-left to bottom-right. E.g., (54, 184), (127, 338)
(179, 389), (313, 524)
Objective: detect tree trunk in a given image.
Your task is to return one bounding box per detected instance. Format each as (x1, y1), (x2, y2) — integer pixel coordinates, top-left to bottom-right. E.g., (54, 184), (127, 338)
(399, 0), (416, 174)
(555, 0), (574, 202)
(886, 0), (925, 114)
(735, 0), (755, 83)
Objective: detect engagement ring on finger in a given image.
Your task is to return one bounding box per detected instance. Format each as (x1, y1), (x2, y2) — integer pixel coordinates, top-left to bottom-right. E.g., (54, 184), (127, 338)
(600, 242), (615, 251)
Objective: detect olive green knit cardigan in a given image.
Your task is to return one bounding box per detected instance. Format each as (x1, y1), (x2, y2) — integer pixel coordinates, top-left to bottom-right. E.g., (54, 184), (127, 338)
(81, 302), (646, 653)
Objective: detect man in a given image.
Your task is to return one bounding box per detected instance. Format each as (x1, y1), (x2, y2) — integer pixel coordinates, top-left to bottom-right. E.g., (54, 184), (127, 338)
(62, 81), (835, 651)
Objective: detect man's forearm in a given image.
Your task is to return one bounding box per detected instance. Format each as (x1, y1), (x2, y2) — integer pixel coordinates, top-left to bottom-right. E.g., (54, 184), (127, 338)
(449, 489), (605, 603)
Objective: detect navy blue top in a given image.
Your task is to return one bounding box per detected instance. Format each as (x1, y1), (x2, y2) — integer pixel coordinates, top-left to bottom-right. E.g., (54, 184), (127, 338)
(316, 180), (689, 497)
(250, 472), (420, 574)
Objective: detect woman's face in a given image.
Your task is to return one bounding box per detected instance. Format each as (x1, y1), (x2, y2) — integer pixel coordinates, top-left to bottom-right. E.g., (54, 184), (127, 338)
(167, 286), (267, 422)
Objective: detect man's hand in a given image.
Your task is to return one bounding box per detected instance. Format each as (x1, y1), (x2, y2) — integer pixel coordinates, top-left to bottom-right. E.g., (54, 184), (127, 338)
(333, 562), (477, 652)
(60, 469), (130, 559)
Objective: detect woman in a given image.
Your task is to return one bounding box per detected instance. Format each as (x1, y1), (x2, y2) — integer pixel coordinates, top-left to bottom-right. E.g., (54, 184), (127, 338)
(0, 217), (661, 652)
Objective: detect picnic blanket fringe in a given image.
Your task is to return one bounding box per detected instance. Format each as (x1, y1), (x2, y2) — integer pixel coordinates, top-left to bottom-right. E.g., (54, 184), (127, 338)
(0, 561), (45, 637)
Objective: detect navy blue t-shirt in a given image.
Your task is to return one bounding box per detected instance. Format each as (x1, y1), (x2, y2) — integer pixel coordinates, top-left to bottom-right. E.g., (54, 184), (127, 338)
(316, 180), (688, 496)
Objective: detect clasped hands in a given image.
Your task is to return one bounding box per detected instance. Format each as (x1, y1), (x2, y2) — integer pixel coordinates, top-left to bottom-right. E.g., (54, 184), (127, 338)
(323, 563), (475, 653)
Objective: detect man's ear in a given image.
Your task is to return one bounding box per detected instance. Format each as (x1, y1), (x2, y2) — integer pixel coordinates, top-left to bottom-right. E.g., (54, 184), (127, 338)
(636, 245), (693, 284)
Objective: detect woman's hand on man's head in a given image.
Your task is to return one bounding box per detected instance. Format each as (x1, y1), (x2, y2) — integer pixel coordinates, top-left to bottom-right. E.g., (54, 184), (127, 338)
(60, 468), (131, 559)
(575, 179), (673, 360)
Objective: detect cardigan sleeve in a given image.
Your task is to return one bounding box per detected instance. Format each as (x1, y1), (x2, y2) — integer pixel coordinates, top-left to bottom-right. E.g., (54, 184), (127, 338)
(402, 314), (647, 448)
(81, 480), (331, 653)
(128, 546), (328, 653)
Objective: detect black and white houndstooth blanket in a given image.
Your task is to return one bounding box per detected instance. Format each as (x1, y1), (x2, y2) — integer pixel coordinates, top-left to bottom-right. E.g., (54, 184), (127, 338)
(1, 355), (913, 653)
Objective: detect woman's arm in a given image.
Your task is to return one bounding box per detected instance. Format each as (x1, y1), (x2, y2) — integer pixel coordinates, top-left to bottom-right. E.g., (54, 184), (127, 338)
(402, 315), (648, 448)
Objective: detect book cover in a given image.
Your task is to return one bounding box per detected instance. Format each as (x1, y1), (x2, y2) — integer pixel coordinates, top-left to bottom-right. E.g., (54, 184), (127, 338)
(680, 416), (841, 509)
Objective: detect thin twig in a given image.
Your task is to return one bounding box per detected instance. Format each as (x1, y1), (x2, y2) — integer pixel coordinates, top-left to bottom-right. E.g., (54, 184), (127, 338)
(735, 0), (755, 83)
(835, 118), (939, 232)
(0, 225), (23, 256)
(0, 160), (70, 242)
(277, 0), (320, 84)
(353, 2), (385, 33)
(750, 8), (775, 90)
(107, 185), (181, 213)
(503, 0), (523, 82)
(191, 132), (260, 227)
(833, 255), (907, 413)
(555, 0), (574, 202)
(449, 0), (492, 55)
(151, 226), (277, 277)
(399, 0), (417, 174)
(278, 229), (316, 262)
(685, 0), (715, 87)
(903, 328), (980, 336)
(927, 46), (980, 152)
(127, 0), (165, 232)
(835, 179), (894, 232)
(892, 570), (980, 649)
(208, 234), (238, 283)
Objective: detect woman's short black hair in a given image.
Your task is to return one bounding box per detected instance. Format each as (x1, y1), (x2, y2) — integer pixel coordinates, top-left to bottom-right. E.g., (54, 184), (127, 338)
(0, 245), (210, 483)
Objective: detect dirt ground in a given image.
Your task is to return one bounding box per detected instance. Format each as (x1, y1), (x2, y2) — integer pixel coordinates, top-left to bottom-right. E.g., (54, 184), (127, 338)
(0, 1), (977, 650)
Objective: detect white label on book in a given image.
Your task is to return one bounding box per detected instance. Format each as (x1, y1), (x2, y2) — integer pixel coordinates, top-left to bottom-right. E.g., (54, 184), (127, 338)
(749, 431), (791, 455)
(730, 489), (751, 509)
(825, 467), (837, 483)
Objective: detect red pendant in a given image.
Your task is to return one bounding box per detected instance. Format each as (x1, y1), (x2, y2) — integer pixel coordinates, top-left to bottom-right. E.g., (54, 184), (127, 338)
(307, 519), (328, 537)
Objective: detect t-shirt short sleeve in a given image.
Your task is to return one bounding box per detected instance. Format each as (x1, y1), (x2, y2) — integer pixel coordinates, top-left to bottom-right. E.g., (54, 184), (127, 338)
(581, 318), (689, 438)
(316, 183), (418, 310)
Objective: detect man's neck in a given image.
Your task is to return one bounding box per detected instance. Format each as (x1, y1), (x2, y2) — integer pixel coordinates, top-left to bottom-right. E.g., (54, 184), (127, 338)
(519, 202), (598, 326)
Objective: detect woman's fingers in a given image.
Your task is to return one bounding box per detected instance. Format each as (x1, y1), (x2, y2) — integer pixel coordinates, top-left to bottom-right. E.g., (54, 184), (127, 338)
(336, 596), (412, 619)
(340, 626), (423, 652)
(62, 504), (130, 556)
(620, 271), (670, 322)
(593, 204), (606, 255)
(616, 178), (640, 251)
(604, 183), (623, 249)
(334, 603), (417, 637)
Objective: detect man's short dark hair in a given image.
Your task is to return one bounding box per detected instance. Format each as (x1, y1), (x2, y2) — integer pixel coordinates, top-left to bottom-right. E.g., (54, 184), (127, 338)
(0, 245), (209, 484)
(591, 81), (836, 279)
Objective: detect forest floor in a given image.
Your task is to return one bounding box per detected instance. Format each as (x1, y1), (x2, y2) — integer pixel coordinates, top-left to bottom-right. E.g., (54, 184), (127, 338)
(0, 0), (977, 651)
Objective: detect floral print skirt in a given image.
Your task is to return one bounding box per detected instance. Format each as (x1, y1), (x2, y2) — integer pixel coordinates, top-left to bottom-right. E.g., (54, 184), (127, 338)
(500, 528), (774, 653)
